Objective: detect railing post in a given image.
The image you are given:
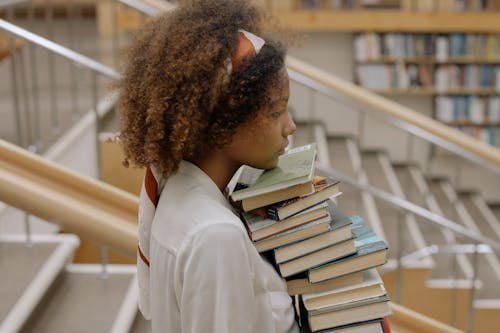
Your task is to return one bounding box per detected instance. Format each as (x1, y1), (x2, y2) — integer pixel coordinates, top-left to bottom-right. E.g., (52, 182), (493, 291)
(113, 0), (120, 69)
(8, 34), (24, 147)
(45, 0), (60, 135)
(308, 88), (316, 122)
(450, 245), (459, 328)
(466, 243), (479, 333)
(91, 70), (109, 277)
(66, 0), (80, 121)
(394, 210), (405, 304)
(24, 212), (32, 247)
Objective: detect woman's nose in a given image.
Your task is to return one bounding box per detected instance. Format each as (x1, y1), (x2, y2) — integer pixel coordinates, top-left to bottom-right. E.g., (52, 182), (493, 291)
(284, 113), (297, 136)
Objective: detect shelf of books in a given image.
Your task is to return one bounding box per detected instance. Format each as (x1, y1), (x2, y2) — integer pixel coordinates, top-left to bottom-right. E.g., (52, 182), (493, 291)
(354, 32), (500, 146)
(230, 144), (392, 332)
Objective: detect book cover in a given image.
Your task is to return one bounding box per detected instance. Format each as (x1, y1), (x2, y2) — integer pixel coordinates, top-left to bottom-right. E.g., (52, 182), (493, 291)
(230, 143), (317, 201)
(308, 216), (388, 283)
(273, 201), (352, 263)
(265, 176), (341, 221)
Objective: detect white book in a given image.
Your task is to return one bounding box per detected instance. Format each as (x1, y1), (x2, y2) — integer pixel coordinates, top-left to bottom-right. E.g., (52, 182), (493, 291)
(354, 35), (367, 62)
(436, 36), (449, 63)
(436, 97), (454, 123)
(487, 97), (500, 122)
(434, 67), (449, 93)
(469, 96), (485, 124)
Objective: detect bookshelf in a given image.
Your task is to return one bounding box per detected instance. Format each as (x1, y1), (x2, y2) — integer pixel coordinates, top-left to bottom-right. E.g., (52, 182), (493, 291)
(353, 31), (500, 145)
(262, 1), (500, 146)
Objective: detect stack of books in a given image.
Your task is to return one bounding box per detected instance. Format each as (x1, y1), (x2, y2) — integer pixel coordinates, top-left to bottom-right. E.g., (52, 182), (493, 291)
(230, 143), (392, 333)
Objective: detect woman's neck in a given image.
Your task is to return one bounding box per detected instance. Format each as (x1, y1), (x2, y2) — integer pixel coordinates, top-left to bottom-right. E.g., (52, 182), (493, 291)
(194, 150), (240, 192)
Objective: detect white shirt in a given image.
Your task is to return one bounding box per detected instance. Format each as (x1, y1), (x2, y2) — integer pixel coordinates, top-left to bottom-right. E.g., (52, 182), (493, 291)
(149, 161), (299, 333)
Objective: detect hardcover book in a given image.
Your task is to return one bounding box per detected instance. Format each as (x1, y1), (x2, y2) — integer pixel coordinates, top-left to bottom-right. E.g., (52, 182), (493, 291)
(274, 201), (352, 264)
(265, 176), (341, 221)
(277, 237), (356, 278)
(286, 271), (364, 296)
(254, 215), (332, 253)
(230, 143), (317, 202)
(241, 202), (329, 242)
(306, 300), (391, 332)
(308, 216), (388, 283)
(303, 268), (386, 312)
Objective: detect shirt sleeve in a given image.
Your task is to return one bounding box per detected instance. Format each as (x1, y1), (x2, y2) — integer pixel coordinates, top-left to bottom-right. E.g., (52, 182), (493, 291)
(176, 222), (256, 333)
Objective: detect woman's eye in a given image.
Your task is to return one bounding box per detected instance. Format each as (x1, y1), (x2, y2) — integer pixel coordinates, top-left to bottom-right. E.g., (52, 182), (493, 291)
(271, 110), (283, 118)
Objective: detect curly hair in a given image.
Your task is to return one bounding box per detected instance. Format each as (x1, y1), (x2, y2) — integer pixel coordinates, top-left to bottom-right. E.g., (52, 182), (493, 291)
(118, 0), (287, 178)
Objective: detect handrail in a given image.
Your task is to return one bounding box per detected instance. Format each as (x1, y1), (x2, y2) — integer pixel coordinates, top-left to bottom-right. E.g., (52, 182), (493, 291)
(316, 163), (500, 253)
(0, 19), (121, 80)
(0, 139), (138, 257)
(286, 56), (500, 173)
(390, 302), (465, 333)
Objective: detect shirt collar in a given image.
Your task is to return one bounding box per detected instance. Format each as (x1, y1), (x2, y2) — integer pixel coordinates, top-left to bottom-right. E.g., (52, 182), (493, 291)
(178, 160), (235, 211)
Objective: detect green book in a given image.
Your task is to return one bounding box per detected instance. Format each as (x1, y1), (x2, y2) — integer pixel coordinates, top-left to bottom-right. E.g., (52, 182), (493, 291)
(308, 216), (388, 283)
(230, 143), (317, 201)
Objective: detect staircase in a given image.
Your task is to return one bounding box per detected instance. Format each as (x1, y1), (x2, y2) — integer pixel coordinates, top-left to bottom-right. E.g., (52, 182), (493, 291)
(291, 121), (500, 332)
(0, 234), (150, 333)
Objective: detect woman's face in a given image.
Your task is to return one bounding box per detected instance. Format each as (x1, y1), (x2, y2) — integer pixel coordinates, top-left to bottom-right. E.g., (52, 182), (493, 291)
(224, 68), (296, 170)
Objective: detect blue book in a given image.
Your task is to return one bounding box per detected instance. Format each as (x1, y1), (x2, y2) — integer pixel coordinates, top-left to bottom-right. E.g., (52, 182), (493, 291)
(307, 216), (388, 283)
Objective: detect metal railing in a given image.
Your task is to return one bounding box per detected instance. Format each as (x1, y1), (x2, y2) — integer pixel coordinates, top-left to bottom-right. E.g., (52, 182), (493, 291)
(1, 1), (123, 276)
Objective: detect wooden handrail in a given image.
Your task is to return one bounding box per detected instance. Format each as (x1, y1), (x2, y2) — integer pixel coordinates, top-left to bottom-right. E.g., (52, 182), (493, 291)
(0, 139), (139, 257)
(286, 56), (500, 169)
(390, 302), (465, 333)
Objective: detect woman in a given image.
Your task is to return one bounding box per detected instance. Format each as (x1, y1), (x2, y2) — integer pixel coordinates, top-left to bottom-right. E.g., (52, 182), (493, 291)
(118, 1), (299, 332)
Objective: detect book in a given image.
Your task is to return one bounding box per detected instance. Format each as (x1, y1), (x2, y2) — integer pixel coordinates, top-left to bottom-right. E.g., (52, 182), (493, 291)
(274, 202), (352, 263)
(230, 143), (317, 203)
(307, 299), (391, 332)
(302, 268), (386, 312)
(242, 201), (329, 242)
(308, 216), (388, 283)
(241, 181), (314, 212)
(286, 271), (364, 296)
(265, 176), (341, 221)
(255, 215), (332, 253)
(301, 317), (386, 333)
(277, 237), (356, 278)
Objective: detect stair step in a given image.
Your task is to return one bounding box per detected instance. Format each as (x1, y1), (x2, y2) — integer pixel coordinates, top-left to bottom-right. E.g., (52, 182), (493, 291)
(0, 234), (79, 333)
(326, 137), (366, 219)
(426, 178), (500, 291)
(392, 164), (466, 279)
(460, 193), (500, 242)
(361, 152), (426, 261)
(20, 264), (137, 333)
(129, 312), (151, 333)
